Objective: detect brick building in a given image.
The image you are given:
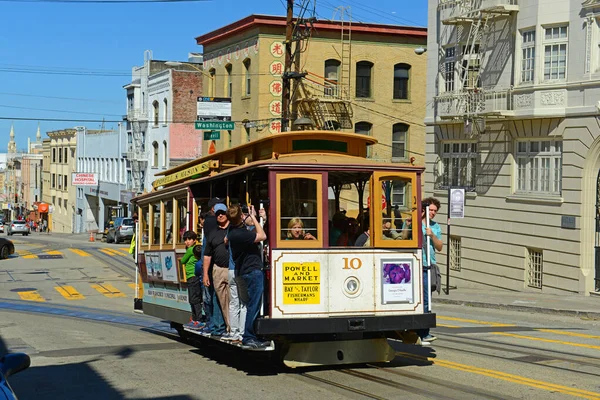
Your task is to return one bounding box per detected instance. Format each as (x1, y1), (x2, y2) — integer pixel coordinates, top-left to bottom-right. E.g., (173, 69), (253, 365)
(124, 53), (204, 195)
(195, 15), (428, 166)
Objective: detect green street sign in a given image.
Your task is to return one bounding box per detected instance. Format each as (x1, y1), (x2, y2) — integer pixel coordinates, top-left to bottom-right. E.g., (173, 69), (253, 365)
(195, 121), (235, 130)
(203, 131), (221, 140)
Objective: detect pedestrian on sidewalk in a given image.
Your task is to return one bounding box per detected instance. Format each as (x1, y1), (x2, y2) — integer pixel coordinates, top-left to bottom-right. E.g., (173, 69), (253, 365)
(402, 196), (443, 344)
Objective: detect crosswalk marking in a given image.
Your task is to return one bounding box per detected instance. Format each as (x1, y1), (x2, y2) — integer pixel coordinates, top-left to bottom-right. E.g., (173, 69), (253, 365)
(55, 286), (85, 300)
(17, 290), (46, 302)
(115, 247), (131, 254)
(46, 250), (62, 256)
(128, 283), (136, 290)
(91, 283), (127, 298)
(100, 248), (123, 256)
(69, 248), (91, 257)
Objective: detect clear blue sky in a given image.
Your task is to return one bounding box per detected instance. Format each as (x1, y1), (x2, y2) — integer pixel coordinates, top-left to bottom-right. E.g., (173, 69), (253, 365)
(0, 0), (427, 152)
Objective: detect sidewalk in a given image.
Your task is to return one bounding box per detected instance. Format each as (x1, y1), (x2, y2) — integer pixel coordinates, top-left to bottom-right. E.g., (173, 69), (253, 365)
(433, 287), (600, 320)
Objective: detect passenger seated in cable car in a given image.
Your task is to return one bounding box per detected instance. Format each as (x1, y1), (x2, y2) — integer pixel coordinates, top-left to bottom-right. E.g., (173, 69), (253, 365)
(383, 217), (402, 240)
(286, 217), (316, 240)
(336, 217), (359, 246)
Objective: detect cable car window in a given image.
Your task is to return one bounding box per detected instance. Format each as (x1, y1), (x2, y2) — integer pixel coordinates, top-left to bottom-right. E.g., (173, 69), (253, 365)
(141, 206), (149, 245)
(164, 199), (173, 244)
(176, 196), (187, 244)
(152, 202), (160, 245)
(280, 178), (319, 241)
(380, 178), (412, 242)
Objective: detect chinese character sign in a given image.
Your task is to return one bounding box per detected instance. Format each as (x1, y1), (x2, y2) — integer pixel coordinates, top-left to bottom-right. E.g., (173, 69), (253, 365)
(270, 61), (284, 77)
(269, 120), (282, 134)
(270, 81), (283, 97)
(270, 100), (282, 116)
(270, 41), (284, 58)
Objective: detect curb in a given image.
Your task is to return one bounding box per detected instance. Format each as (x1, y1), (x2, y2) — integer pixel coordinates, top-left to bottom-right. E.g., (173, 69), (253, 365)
(434, 298), (600, 321)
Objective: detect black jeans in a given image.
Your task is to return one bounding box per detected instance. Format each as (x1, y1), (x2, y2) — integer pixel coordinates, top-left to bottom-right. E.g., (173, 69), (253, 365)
(187, 276), (203, 322)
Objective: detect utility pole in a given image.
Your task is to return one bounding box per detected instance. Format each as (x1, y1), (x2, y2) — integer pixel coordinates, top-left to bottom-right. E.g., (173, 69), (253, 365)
(281, 0), (314, 132)
(281, 0), (294, 132)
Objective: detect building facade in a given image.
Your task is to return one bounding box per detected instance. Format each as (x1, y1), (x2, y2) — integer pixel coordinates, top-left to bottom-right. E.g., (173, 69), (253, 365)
(74, 126), (129, 233)
(21, 154), (43, 212)
(195, 15), (428, 167)
(124, 51), (204, 195)
(47, 129), (77, 233)
(425, 0), (600, 295)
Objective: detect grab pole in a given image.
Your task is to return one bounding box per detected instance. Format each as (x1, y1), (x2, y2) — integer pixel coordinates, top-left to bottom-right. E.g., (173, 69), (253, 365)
(426, 205), (432, 313)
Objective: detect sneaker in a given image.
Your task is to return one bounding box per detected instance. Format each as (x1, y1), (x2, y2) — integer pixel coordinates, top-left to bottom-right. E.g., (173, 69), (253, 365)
(184, 321), (204, 330)
(422, 334), (437, 342)
(220, 332), (236, 342)
(241, 338), (271, 350)
(198, 327), (213, 337)
(210, 332), (224, 340)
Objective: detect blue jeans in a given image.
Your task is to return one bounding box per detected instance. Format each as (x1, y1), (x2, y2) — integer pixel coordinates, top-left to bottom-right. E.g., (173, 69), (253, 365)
(417, 269), (430, 339)
(241, 269), (264, 343)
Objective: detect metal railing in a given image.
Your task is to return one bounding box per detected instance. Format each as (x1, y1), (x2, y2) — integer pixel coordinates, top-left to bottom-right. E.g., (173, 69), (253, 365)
(434, 88), (513, 118)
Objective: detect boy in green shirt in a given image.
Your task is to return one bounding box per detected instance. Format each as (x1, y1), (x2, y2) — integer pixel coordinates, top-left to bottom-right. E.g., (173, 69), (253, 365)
(181, 230), (204, 330)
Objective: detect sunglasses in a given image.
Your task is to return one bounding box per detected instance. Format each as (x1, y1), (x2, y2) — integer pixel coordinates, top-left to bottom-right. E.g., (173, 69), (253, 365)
(215, 211), (227, 217)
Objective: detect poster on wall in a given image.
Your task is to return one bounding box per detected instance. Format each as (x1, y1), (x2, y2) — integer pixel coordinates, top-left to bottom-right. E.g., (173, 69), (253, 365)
(160, 251), (179, 283)
(145, 252), (163, 280)
(381, 260), (414, 304)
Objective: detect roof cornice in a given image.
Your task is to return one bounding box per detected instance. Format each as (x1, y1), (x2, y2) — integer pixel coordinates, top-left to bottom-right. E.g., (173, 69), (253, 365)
(195, 14), (427, 47)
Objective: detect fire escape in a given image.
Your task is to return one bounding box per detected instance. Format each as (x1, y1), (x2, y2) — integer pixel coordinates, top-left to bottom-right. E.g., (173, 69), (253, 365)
(128, 112), (148, 194)
(293, 6), (354, 131)
(435, 0), (519, 132)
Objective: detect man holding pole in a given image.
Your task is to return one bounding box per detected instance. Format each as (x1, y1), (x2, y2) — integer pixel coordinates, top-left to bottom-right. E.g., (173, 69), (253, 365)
(402, 196), (443, 344)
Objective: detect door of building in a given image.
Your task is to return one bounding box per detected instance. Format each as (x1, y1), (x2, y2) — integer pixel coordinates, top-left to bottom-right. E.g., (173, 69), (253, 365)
(595, 170), (600, 291)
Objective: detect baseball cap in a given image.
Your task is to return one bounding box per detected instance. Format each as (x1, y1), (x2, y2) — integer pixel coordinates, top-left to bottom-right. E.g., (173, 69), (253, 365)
(208, 197), (224, 209)
(214, 203), (227, 214)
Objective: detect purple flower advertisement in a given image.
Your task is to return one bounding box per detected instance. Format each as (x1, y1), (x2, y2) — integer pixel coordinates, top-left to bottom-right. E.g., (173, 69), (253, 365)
(381, 260), (414, 304)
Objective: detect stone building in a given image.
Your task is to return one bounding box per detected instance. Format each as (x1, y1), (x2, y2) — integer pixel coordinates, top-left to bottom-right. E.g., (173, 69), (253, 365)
(425, 0), (600, 295)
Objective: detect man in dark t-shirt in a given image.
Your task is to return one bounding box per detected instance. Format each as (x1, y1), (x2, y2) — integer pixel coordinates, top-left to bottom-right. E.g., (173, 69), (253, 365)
(202, 203), (231, 333)
(227, 204), (268, 350)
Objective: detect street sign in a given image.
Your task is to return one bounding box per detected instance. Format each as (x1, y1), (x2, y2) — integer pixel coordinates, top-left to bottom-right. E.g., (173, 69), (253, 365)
(195, 121), (235, 130)
(449, 188), (465, 219)
(203, 131), (221, 140)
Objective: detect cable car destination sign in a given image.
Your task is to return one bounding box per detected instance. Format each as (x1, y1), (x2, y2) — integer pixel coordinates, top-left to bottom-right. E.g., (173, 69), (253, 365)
(152, 160), (217, 189)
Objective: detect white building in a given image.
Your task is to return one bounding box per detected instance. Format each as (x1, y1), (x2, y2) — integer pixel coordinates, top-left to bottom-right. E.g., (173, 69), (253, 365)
(425, 0), (600, 295)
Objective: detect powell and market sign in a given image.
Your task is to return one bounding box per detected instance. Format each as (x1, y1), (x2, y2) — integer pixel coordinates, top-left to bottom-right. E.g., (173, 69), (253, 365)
(152, 160), (217, 189)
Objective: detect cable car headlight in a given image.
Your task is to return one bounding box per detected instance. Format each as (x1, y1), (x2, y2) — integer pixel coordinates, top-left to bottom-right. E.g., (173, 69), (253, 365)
(343, 276), (361, 297)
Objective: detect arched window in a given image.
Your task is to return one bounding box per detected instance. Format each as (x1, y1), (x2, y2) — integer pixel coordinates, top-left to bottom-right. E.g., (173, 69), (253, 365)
(393, 63), (411, 100)
(163, 140), (168, 167)
(152, 101), (159, 126)
(163, 98), (168, 124)
(243, 58), (251, 96)
(225, 64), (232, 98)
(392, 123), (409, 160)
(152, 141), (159, 167)
(355, 121), (373, 158)
(356, 61), (373, 98)
(209, 68), (216, 97)
(324, 59), (341, 96)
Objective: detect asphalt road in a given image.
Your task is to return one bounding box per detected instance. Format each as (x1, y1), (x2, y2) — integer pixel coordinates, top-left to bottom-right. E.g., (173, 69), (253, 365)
(1, 234), (600, 399)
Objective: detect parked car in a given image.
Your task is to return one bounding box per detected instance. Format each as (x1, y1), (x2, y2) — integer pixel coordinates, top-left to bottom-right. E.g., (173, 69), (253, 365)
(0, 238), (14, 260)
(7, 221), (30, 236)
(0, 222), (4, 233)
(0, 352), (30, 399)
(107, 217), (135, 244)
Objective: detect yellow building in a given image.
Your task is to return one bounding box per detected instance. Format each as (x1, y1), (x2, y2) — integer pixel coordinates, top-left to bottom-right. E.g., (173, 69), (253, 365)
(195, 15), (427, 165)
(46, 129), (77, 233)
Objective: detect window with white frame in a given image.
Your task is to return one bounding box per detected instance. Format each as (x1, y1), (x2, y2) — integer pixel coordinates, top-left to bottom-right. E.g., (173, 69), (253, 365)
(521, 30), (536, 83)
(450, 236), (461, 271)
(440, 142), (477, 190)
(391, 181), (406, 208)
(461, 44), (481, 89)
(444, 46), (456, 92)
(543, 25), (568, 81)
(392, 123), (408, 160)
(526, 247), (543, 289)
(516, 139), (562, 195)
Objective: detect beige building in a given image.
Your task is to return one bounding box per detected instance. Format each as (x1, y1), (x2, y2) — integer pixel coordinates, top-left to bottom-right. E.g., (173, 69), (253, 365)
(21, 154), (42, 211)
(47, 129), (77, 233)
(425, 0), (600, 295)
(195, 15), (427, 166)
